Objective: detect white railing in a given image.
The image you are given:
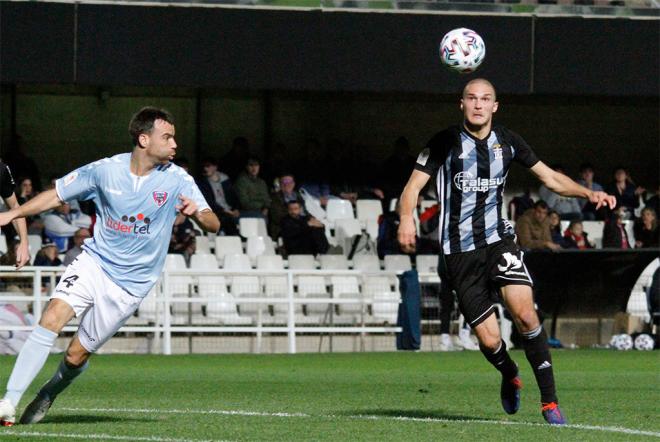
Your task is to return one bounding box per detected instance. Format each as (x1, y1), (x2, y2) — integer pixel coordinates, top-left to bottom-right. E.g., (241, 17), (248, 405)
(0, 266), (439, 354)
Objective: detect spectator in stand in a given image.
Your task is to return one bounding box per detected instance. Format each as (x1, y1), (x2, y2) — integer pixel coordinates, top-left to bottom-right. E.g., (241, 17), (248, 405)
(280, 201), (328, 256)
(634, 207), (659, 248)
(602, 207), (631, 249)
(548, 210), (566, 248)
(235, 158), (271, 219)
(0, 160), (30, 269)
(379, 136), (417, 205)
(515, 201), (561, 251)
(644, 185), (660, 217)
(377, 208), (407, 258)
(196, 157), (240, 236)
(507, 189), (534, 221)
(605, 166), (645, 220)
(269, 174), (304, 240)
(538, 165), (582, 221)
(16, 177), (43, 234)
(576, 163), (605, 220)
(32, 238), (62, 267)
(297, 139), (334, 207)
(168, 214), (197, 265)
(63, 228), (91, 266)
(563, 220), (593, 250)
(43, 202), (92, 253)
(220, 136), (251, 181)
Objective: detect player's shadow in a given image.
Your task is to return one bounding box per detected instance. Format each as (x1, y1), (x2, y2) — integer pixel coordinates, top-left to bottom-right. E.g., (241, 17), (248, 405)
(41, 414), (155, 424)
(346, 409), (494, 422)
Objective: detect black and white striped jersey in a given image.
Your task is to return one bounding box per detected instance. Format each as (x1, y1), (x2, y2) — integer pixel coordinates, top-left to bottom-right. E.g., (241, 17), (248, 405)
(414, 124), (539, 255)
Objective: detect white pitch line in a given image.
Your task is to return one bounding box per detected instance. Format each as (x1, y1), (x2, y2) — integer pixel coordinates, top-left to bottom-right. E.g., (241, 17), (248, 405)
(60, 406), (660, 438)
(0, 430), (219, 442)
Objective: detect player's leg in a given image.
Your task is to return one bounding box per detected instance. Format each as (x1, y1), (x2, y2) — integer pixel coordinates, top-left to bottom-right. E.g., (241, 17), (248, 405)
(19, 336), (90, 425)
(501, 284), (565, 424)
(0, 299), (76, 425)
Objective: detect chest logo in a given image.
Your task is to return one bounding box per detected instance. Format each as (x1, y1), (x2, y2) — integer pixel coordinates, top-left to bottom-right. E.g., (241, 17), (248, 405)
(153, 191), (168, 207)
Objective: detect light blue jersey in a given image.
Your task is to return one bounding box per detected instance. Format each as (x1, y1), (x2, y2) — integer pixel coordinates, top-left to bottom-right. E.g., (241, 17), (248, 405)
(55, 153), (209, 297)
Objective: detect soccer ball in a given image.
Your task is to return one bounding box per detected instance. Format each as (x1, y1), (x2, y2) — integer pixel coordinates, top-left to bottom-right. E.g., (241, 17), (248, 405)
(439, 28), (486, 74)
(634, 333), (655, 351)
(610, 333), (633, 351)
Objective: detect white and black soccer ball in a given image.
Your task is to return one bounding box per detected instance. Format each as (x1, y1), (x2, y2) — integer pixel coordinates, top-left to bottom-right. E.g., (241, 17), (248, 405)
(610, 333), (634, 351)
(634, 333), (655, 351)
(439, 28), (486, 74)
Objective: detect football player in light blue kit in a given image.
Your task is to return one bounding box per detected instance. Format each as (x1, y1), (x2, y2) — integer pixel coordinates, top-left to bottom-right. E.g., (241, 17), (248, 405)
(0, 107), (220, 425)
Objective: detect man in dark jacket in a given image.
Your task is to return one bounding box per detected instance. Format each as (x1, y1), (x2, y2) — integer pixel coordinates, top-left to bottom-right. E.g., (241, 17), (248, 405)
(196, 158), (240, 235)
(280, 201), (328, 256)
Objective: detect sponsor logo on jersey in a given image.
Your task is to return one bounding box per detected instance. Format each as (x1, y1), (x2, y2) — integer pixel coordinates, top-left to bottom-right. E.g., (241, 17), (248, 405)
(153, 191), (168, 207)
(453, 171), (504, 192)
(105, 213), (152, 235)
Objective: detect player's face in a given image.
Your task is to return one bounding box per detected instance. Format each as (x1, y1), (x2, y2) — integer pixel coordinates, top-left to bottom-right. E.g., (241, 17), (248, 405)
(461, 82), (498, 129)
(141, 119), (177, 163)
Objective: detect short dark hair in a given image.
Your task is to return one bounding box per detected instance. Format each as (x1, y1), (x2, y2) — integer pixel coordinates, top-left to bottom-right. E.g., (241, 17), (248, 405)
(129, 107), (175, 147)
(579, 162), (594, 173)
(534, 200), (549, 210)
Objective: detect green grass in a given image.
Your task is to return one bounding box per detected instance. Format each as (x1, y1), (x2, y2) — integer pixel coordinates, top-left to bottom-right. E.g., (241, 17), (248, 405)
(0, 350), (658, 441)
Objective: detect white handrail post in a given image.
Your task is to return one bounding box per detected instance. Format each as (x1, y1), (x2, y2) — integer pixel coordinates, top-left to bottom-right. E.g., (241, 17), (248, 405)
(33, 269), (42, 321)
(286, 270), (296, 354)
(162, 271), (172, 355)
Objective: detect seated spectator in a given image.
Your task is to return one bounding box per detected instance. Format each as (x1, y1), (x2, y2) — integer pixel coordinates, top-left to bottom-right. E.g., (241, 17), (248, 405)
(15, 177), (43, 234)
(644, 185), (660, 217)
(576, 163), (605, 220)
(548, 210), (566, 248)
(196, 158), (240, 236)
(563, 220), (593, 250)
(168, 214), (197, 264)
(515, 201), (561, 251)
(507, 189), (534, 221)
(43, 202), (92, 253)
(280, 201), (328, 256)
(634, 207), (659, 249)
(33, 237), (62, 266)
(63, 228), (91, 266)
(538, 165), (582, 220)
(235, 158), (271, 218)
(602, 207), (631, 249)
(269, 174), (305, 240)
(418, 203), (440, 254)
(377, 210), (407, 258)
(605, 166), (645, 220)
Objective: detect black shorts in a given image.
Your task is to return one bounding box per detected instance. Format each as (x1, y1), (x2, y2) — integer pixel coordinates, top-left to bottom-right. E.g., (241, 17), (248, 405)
(442, 237), (533, 328)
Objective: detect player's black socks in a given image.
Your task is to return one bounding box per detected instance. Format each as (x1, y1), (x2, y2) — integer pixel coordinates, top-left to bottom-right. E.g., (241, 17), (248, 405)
(480, 340), (518, 380)
(521, 325), (558, 404)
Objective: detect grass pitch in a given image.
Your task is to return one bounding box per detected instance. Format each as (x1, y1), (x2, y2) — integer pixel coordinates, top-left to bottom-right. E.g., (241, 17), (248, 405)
(0, 349), (657, 441)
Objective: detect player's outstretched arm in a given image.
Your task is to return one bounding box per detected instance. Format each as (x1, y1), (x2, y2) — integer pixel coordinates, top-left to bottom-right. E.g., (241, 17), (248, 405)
(530, 161), (616, 210)
(177, 195), (221, 233)
(397, 170), (431, 253)
(2, 193), (30, 269)
(0, 189), (62, 229)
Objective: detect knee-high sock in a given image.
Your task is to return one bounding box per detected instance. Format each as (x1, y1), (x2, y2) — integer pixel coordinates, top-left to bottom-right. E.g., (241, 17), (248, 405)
(4, 326), (58, 407)
(521, 325), (558, 404)
(480, 340), (518, 380)
(39, 359), (88, 400)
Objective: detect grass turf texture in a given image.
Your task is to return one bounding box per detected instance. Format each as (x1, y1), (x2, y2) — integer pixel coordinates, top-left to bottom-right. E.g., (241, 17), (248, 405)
(0, 350), (657, 441)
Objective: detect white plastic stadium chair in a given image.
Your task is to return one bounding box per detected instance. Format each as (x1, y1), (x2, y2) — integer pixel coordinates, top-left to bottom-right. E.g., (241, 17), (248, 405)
(298, 276), (331, 324)
(27, 235), (42, 255)
(287, 254), (317, 270)
(0, 235), (6, 255)
(582, 221), (605, 249)
(164, 254), (195, 318)
(239, 217), (268, 238)
(223, 254), (253, 270)
(416, 255), (438, 273)
(353, 255), (381, 272)
(257, 255), (284, 270)
(356, 200), (383, 223)
(331, 276), (369, 324)
(199, 276), (252, 325)
(326, 199), (355, 226)
(371, 292), (400, 325)
(384, 255), (412, 272)
(190, 254), (218, 270)
(214, 236), (243, 266)
(335, 218), (363, 254)
(319, 254), (349, 270)
(246, 236), (275, 263)
(194, 235), (212, 255)
(232, 276), (268, 322)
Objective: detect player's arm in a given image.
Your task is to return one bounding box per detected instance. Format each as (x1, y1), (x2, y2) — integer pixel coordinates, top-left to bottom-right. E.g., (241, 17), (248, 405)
(0, 189), (62, 228)
(176, 195), (220, 233)
(397, 170), (431, 253)
(2, 193), (30, 269)
(530, 161), (616, 210)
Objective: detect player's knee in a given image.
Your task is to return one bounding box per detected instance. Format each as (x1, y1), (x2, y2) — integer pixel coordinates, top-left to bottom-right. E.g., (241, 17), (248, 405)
(477, 333), (501, 352)
(38, 313), (64, 334)
(65, 345), (90, 368)
(513, 309), (540, 333)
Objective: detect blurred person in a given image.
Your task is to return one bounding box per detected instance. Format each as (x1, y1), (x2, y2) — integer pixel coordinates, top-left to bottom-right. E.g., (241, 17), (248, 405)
(379, 136), (418, 204)
(397, 79), (615, 425)
(220, 136), (251, 181)
(235, 157), (271, 218)
(63, 228), (91, 266)
(538, 165), (582, 221)
(196, 157), (240, 236)
(605, 166), (645, 220)
(562, 220), (593, 250)
(269, 174), (305, 240)
(547, 210), (566, 248)
(280, 201), (328, 256)
(3, 135), (41, 192)
(0, 160), (30, 269)
(602, 207), (631, 249)
(0, 303), (35, 356)
(515, 201), (561, 251)
(168, 214), (197, 264)
(643, 185), (660, 217)
(576, 163), (604, 220)
(507, 188), (534, 222)
(633, 207), (659, 248)
(0, 107), (219, 426)
(43, 202), (92, 253)
(32, 237), (62, 267)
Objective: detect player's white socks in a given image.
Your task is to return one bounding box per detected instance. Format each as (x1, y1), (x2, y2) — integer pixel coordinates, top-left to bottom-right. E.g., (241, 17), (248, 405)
(4, 326), (58, 407)
(39, 359), (89, 400)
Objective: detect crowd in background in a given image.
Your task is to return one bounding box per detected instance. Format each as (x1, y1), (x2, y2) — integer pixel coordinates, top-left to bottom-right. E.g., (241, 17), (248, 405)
(0, 136), (658, 265)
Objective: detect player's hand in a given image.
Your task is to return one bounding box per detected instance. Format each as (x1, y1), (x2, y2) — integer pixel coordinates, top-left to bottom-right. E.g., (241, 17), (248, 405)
(15, 241), (30, 270)
(176, 195), (199, 217)
(397, 215), (417, 254)
(589, 191), (616, 210)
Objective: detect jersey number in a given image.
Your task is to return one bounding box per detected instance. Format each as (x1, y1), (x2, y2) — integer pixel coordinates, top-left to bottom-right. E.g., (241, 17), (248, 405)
(62, 275), (79, 288)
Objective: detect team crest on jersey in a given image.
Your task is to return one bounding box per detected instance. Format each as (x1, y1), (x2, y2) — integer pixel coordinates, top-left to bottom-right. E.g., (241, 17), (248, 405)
(492, 143), (503, 160)
(63, 171), (78, 187)
(152, 191), (168, 207)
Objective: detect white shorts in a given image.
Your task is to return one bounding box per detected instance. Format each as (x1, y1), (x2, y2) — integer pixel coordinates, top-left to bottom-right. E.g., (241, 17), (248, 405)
(51, 251), (143, 353)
